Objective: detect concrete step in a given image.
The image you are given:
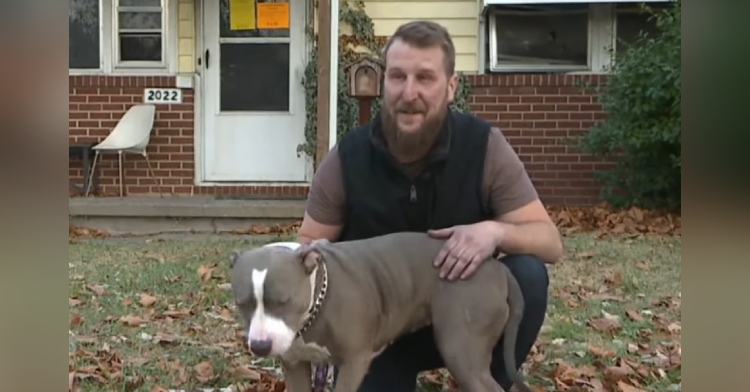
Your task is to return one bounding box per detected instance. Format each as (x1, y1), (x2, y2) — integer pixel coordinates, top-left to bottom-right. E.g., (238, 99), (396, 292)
(69, 196), (306, 236)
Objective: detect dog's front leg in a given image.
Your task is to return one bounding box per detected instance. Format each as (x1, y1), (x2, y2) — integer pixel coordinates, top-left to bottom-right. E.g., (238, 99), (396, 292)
(281, 360), (313, 392)
(332, 354), (372, 392)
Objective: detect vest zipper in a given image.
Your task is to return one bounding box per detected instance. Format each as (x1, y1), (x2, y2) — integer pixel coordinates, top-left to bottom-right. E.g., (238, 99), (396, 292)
(410, 184), (417, 202)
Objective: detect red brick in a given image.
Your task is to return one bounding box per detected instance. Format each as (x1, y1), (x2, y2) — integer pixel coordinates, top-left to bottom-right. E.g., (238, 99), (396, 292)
(69, 73), (609, 205)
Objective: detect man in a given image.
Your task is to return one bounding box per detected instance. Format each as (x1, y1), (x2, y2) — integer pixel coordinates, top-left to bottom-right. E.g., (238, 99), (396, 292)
(297, 21), (563, 392)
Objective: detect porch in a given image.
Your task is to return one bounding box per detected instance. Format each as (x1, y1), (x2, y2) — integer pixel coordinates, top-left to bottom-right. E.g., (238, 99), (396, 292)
(69, 196), (305, 235)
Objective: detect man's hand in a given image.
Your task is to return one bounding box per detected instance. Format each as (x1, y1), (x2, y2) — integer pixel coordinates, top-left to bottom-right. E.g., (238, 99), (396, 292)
(427, 221), (501, 281)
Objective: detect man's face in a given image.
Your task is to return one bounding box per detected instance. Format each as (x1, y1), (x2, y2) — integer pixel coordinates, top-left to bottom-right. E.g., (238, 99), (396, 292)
(382, 39), (458, 140)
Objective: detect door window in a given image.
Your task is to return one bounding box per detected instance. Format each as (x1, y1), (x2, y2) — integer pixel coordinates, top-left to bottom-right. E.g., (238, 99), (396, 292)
(218, 0), (291, 112)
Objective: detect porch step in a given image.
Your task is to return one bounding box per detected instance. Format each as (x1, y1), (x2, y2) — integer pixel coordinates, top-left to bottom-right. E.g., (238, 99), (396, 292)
(69, 196), (306, 236)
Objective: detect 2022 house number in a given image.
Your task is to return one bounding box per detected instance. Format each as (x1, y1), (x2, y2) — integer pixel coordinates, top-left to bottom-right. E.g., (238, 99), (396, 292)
(143, 88), (182, 104)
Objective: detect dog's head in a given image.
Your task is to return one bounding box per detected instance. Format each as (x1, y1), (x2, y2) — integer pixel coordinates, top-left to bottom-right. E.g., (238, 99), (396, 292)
(228, 242), (322, 358)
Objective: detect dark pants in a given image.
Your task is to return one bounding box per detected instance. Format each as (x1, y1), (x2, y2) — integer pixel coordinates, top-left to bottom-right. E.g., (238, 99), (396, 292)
(332, 254), (549, 392)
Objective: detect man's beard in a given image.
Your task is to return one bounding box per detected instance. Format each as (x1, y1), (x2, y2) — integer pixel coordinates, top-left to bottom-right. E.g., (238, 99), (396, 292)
(381, 100), (448, 163)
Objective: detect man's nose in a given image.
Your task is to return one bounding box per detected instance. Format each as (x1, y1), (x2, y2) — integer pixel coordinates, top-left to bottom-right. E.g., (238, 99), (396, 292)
(249, 338), (273, 356)
(402, 79), (418, 101)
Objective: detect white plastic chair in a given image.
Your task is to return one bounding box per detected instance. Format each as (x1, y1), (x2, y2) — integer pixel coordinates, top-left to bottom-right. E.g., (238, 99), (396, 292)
(84, 104), (163, 197)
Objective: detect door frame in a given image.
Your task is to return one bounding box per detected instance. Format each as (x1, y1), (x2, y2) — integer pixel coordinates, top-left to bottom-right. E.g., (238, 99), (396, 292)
(194, 0), (314, 186)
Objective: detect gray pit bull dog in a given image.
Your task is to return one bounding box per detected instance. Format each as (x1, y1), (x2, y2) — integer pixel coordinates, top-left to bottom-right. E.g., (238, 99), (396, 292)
(228, 231), (533, 392)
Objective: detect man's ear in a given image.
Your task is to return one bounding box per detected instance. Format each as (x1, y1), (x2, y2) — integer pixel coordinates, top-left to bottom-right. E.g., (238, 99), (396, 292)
(229, 250), (240, 268)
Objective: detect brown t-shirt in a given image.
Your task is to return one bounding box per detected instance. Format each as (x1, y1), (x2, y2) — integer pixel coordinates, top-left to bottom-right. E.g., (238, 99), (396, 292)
(305, 127), (539, 226)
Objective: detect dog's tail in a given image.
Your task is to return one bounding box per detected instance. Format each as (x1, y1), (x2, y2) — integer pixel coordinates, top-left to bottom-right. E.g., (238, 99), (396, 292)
(503, 267), (534, 392)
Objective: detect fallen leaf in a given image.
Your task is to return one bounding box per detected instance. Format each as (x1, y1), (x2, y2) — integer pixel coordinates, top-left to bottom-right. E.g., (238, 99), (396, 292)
(69, 371), (76, 392)
(153, 333), (180, 345)
(635, 261), (650, 270)
(193, 360), (214, 383)
(74, 335), (98, 344)
(120, 315), (146, 327)
(139, 293), (158, 307)
(69, 297), (83, 307)
(588, 310), (621, 333)
(86, 284), (106, 296)
(588, 345), (616, 358)
(197, 265), (216, 282)
(232, 365), (263, 380)
(617, 380), (647, 392)
(626, 309), (644, 322)
(604, 363), (634, 384)
(70, 312), (84, 329)
(162, 309), (191, 319)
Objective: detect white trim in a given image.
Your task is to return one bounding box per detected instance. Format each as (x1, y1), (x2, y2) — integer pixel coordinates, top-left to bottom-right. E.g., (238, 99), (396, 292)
(477, 8), (487, 74)
(195, 0), (205, 184)
(68, 0), (178, 76)
(328, 0), (340, 151)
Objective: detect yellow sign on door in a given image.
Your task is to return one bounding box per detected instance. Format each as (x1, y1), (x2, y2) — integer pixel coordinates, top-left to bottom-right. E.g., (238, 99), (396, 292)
(229, 0), (256, 30)
(257, 2), (289, 29)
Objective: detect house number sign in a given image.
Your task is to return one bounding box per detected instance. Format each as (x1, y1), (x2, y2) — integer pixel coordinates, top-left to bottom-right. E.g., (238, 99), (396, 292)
(143, 88), (183, 104)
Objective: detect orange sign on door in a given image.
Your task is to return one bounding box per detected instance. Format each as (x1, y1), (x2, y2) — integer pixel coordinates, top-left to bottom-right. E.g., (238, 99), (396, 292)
(257, 2), (289, 29)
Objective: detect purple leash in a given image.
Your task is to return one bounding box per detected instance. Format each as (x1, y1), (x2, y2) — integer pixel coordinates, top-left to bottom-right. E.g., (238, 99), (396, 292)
(313, 364), (329, 391)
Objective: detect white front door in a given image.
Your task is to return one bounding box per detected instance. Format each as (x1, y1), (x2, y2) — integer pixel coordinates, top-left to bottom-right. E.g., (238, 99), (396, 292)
(202, 0), (309, 182)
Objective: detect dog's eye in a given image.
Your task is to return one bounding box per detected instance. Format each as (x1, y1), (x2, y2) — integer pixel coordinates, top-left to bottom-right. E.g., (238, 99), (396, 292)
(265, 296), (290, 307)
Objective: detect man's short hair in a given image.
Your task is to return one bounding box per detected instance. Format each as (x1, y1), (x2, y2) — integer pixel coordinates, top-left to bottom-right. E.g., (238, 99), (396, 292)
(382, 21), (456, 76)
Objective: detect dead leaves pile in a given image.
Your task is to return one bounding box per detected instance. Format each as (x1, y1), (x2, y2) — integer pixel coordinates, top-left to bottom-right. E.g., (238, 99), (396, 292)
(548, 204), (681, 237)
(229, 221), (302, 236)
(69, 223), (110, 241)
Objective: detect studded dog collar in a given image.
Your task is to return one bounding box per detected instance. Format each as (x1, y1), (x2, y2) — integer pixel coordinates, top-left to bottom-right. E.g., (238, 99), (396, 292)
(296, 254), (329, 338)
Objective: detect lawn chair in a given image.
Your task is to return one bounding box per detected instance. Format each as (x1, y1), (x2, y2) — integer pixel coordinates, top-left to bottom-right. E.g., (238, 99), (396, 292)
(84, 104), (163, 197)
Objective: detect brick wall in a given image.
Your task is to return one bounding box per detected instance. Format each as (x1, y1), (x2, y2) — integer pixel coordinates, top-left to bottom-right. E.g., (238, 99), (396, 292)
(466, 74), (610, 206)
(68, 75), (309, 198)
(68, 74), (608, 205)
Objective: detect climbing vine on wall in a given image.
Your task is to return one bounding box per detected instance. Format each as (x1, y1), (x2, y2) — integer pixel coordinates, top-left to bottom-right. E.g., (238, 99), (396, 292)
(297, 0), (473, 162)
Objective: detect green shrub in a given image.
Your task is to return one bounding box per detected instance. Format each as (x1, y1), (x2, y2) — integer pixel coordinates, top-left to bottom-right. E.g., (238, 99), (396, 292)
(576, 1), (681, 211)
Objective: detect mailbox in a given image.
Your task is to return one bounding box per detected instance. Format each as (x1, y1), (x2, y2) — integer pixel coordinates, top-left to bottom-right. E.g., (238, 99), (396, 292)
(346, 57), (384, 98)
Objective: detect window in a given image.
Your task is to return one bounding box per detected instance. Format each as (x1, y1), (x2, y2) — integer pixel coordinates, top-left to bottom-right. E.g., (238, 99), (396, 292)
(69, 0), (101, 69)
(484, 0), (674, 73)
(488, 4), (591, 72)
(615, 2), (670, 55)
(68, 0), (174, 73)
(116, 0), (165, 66)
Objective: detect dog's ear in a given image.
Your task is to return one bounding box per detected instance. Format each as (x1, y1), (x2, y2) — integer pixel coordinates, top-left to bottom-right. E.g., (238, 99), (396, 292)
(294, 242), (326, 275)
(229, 250), (241, 268)
(301, 251), (320, 275)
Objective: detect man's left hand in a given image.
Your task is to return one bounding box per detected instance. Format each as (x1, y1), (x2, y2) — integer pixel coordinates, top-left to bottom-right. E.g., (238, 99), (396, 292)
(427, 221), (500, 281)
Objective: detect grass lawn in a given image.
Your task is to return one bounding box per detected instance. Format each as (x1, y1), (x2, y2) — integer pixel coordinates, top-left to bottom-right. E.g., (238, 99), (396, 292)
(68, 232), (681, 392)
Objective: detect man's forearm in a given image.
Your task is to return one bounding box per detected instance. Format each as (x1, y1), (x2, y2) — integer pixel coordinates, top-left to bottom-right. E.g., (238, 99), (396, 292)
(485, 220), (563, 264)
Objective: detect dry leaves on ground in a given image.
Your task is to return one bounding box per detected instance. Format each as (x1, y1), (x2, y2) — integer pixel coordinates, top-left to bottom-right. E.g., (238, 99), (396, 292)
(547, 204), (680, 236)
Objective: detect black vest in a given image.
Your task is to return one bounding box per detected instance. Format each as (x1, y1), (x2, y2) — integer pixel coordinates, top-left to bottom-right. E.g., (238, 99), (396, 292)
(337, 110), (495, 241)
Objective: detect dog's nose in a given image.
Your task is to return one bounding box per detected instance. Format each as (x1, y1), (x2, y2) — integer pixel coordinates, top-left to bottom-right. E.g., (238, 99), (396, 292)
(249, 339), (273, 356)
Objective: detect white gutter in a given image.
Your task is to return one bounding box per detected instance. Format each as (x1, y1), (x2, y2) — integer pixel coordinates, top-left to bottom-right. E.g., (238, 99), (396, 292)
(328, 0), (340, 150)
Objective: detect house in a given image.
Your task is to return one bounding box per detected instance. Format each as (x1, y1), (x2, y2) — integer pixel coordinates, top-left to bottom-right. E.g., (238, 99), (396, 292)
(69, 0), (672, 206)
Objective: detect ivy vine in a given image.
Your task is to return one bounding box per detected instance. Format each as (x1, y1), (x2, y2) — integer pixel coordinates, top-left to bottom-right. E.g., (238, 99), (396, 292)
(297, 0), (473, 162)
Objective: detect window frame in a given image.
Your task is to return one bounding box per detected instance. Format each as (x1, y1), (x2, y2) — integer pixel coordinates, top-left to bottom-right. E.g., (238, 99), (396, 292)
(114, 0), (167, 69)
(484, 0), (673, 74)
(69, 0), (178, 76)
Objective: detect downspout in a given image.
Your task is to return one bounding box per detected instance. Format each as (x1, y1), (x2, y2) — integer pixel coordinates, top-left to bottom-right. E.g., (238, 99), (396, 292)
(328, 0), (340, 150)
